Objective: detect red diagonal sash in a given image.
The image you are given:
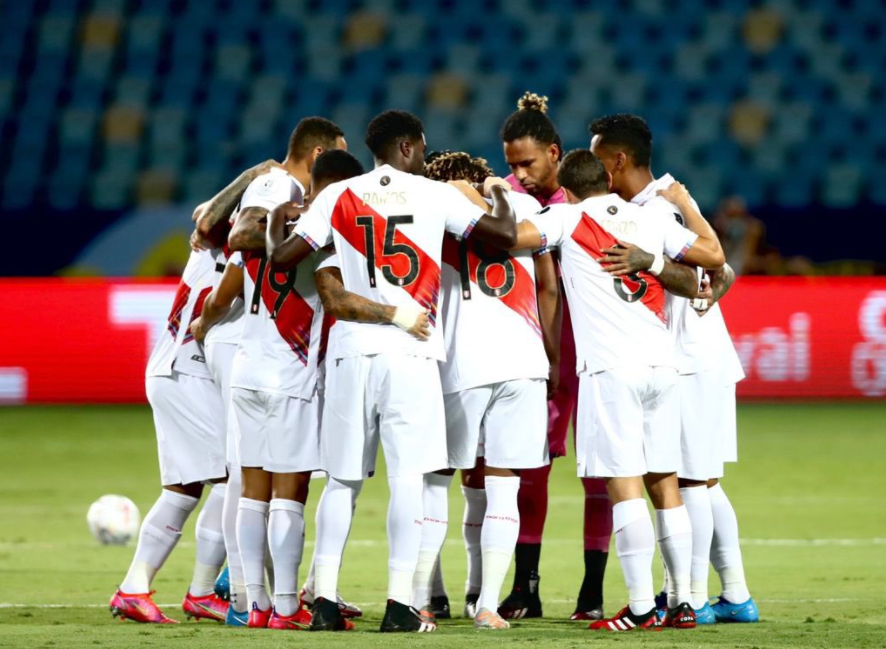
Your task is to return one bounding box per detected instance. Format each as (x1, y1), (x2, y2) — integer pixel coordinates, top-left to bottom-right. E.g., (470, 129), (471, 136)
(442, 235), (541, 337)
(570, 213), (666, 323)
(244, 252), (315, 365)
(331, 188), (441, 323)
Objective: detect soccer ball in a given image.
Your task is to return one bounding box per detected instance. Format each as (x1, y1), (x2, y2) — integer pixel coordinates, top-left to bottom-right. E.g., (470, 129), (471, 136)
(87, 495), (141, 546)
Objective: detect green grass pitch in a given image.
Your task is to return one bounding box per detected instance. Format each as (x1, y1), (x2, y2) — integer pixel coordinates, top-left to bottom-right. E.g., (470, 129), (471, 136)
(1, 402), (884, 648)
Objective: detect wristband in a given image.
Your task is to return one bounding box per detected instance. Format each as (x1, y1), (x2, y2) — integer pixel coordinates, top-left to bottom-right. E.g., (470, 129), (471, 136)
(649, 253), (665, 276)
(392, 303), (425, 331)
(691, 298), (709, 311)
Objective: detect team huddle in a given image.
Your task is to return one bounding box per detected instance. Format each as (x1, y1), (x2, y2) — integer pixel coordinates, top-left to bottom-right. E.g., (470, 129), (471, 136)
(108, 93), (759, 633)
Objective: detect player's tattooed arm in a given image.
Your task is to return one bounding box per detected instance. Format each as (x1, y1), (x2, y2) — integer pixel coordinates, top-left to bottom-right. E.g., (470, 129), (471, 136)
(710, 262), (735, 303)
(656, 182), (726, 269)
(597, 240), (699, 298)
(534, 251), (562, 398)
(266, 202), (313, 269)
(314, 268), (430, 341)
(191, 263), (244, 342)
(193, 159), (283, 245)
(694, 262), (736, 315)
(228, 207), (268, 251)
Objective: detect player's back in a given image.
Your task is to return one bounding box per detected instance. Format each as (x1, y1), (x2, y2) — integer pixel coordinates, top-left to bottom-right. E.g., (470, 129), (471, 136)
(230, 168), (324, 400)
(439, 191), (548, 392)
(632, 174), (744, 383)
(531, 194), (691, 375)
(295, 164), (483, 361)
(146, 249), (215, 379)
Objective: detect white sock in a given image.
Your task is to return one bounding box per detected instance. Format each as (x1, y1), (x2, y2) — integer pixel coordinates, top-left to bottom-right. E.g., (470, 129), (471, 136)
(477, 475), (520, 612)
(120, 490), (199, 593)
(613, 498), (655, 616)
(237, 498), (270, 612)
(387, 474), (424, 605)
(411, 473), (452, 610)
(190, 483), (227, 597)
(431, 556), (447, 598)
(709, 483), (751, 603)
(680, 486), (714, 609)
(462, 485), (486, 596)
(314, 477), (362, 602)
(223, 467), (247, 612)
(268, 499), (306, 617)
(655, 505), (693, 609)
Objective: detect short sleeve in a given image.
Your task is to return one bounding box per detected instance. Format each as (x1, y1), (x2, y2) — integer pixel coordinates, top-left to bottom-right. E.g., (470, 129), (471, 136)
(240, 171), (302, 212)
(316, 252), (340, 272)
(525, 205), (567, 251)
(658, 206), (699, 261)
(439, 184), (487, 239)
(227, 251), (244, 268)
(292, 187), (335, 250)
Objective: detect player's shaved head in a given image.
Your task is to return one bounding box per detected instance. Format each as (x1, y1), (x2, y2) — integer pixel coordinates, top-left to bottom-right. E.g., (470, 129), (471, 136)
(288, 117), (346, 162)
(365, 110), (426, 174)
(588, 114), (652, 169)
(310, 150), (365, 196)
(557, 149), (610, 200)
(424, 151), (493, 184)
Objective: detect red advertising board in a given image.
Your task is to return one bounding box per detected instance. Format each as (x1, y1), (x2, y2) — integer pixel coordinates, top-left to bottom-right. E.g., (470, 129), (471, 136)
(1, 277), (884, 403)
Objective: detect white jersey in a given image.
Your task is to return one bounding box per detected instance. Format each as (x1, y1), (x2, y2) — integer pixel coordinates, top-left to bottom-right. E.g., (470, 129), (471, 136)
(229, 170), (326, 399)
(146, 249), (215, 379)
(527, 194), (698, 376)
(204, 247), (245, 346)
(293, 164), (485, 361)
(439, 192), (549, 393)
(631, 174), (745, 383)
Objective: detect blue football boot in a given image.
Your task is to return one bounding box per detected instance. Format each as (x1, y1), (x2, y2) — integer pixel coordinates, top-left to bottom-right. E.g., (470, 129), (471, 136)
(711, 596), (759, 623)
(654, 591), (667, 621)
(694, 602), (716, 624)
(214, 566), (230, 602)
(225, 605), (248, 627)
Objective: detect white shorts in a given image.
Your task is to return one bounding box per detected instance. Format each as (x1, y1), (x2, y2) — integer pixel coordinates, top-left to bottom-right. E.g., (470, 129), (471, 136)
(677, 373), (740, 480)
(721, 383), (738, 464)
(146, 372), (227, 486)
(205, 340), (240, 466)
(232, 388), (321, 473)
(321, 353), (447, 481)
(444, 379), (549, 470)
(575, 365), (679, 478)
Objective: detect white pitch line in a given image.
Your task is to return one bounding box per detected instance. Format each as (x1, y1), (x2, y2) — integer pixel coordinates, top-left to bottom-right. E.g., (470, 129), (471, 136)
(2, 538), (884, 552)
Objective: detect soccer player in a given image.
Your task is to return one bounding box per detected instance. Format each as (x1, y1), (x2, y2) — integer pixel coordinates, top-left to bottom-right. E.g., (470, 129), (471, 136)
(417, 152), (558, 629)
(193, 118), (347, 631)
(265, 110), (517, 633)
(589, 114), (757, 623)
(511, 149), (726, 631)
(109, 247), (229, 624)
(498, 92), (611, 620)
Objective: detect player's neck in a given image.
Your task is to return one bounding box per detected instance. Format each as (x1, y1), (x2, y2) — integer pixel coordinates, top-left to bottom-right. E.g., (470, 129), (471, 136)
(620, 168), (655, 202)
(536, 180), (560, 201)
(282, 157), (311, 193)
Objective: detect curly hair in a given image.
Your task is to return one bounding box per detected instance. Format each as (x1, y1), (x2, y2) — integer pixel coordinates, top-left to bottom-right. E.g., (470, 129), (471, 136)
(424, 151), (494, 183)
(500, 91), (562, 159)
